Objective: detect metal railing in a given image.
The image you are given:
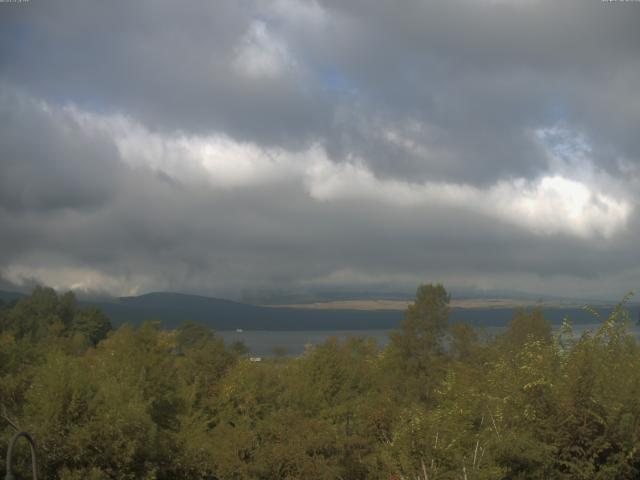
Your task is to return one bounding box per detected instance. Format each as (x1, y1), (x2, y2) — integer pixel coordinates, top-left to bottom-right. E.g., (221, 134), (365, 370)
(4, 431), (38, 480)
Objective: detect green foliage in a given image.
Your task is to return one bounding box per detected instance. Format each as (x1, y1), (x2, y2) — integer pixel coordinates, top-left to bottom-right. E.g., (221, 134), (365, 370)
(391, 283), (451, 359)
(3, 286), (640, 479)
(0, 287), (112, 346)
(387, 283), (451, 403)
(504, 307), (552, 349)
(71, 306), (112, 346)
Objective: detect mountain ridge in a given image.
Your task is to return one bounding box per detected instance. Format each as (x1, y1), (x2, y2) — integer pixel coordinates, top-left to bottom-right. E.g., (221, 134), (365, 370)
(4, 288), (637, 330)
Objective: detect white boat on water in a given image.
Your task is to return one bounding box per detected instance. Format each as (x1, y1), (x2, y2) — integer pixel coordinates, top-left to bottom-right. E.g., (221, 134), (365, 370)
(236, 328), (244, 333)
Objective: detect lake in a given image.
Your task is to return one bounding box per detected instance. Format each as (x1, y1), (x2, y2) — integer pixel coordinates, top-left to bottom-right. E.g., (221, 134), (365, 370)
(219, 322), (640, 357)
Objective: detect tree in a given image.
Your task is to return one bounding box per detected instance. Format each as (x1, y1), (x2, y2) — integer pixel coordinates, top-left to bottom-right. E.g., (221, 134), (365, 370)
(449, 322), (479, 361)
(390, 284), (450, 365)
(6, 286), (62, 341)
(71, 306), (112, 346)
(387, 283), (451, 402)
(503, 307), (552, 350)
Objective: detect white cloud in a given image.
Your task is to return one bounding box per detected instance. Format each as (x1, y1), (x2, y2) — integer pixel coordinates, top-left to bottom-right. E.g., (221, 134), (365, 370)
(306, 160), (631, 239)
(232, 20), (296, 79)
(489, 175), (629, 238)
(2, 264), (148, 296)
(67, 106), (307, 188)
(268, 0), (328, 30)
(472, 0), (539, 5)
(63, 103), (632, 240)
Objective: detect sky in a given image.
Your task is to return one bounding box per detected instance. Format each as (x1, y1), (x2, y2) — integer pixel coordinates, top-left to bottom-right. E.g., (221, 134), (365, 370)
(1, 0), (640, 301)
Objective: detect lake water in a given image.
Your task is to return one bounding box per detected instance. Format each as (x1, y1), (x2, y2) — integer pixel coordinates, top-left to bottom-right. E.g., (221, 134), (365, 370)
(219, 322), (640, 357)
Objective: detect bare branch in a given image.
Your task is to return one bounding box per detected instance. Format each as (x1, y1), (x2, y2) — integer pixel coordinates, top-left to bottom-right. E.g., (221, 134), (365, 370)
(473, 439), (479, 468)
(421, 457), (429, 480)
(1, 404), (21, 431)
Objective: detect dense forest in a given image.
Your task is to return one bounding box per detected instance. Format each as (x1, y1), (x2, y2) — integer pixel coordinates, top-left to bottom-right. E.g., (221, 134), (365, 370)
(1, 285), (640, 479)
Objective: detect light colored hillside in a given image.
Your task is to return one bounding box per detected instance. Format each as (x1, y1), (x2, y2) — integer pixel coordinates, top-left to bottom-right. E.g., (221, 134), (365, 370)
(265, 298), (583, 311)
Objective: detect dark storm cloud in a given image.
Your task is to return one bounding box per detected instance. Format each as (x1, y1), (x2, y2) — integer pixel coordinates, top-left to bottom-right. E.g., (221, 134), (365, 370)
(2, 0), (639, 181)
(0, 88), (121, 213)
(1, 0), (640, 299)
(0, 0), (331, 148)
(312, 0), (640, 182)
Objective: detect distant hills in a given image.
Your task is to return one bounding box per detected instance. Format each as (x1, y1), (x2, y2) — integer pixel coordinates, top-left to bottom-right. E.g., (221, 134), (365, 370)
(0, 289), (26, 303)
(240, 285), (609, 306)
(2, 289), (637, 331)
(90, 292), (402, 330)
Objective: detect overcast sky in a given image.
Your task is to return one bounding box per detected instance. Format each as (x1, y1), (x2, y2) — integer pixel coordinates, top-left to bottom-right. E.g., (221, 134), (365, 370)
(1, 0), (640, 301)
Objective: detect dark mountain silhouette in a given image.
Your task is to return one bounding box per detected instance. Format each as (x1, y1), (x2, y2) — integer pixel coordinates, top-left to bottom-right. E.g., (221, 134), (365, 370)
(2, 289), (636, 331)
(0, 289), (26, 303)
(91, 292), (403, 330)
(90, 292), (635, 331)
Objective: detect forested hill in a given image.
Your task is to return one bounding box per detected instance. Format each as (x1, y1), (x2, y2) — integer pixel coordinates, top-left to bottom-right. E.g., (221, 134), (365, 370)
(92, 292), (402, 330)
(3, 289), (635, 330)
(0, 290), (402, 330)
(66, 292), (640, 330)
(0, 289), (25, 303)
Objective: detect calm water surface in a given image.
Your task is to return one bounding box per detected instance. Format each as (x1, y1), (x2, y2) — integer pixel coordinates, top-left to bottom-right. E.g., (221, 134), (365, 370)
(219, 323), (640, 357)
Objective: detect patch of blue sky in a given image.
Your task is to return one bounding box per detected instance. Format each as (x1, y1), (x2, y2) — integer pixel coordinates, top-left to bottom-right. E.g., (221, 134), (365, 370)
(538, 123), (592, 161)
(317, 66), (356, 94)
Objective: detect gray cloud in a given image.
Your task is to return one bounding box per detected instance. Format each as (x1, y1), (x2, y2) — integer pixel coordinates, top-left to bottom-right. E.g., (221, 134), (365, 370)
(2, 0), (639, 180)
(1, 0), (640, 300)
(0, 88), (121, 213)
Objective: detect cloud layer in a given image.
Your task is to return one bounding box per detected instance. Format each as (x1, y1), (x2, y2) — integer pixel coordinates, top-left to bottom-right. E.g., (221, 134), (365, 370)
(1, 0), (640, 300)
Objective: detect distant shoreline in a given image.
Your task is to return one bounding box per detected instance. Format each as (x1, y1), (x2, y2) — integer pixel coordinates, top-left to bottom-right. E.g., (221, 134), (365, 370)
(264, 298), (590, 311)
